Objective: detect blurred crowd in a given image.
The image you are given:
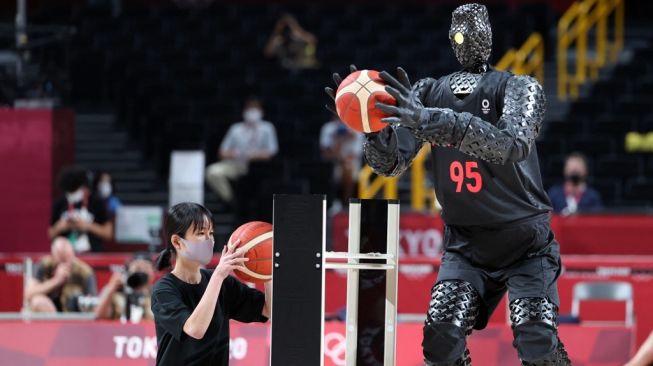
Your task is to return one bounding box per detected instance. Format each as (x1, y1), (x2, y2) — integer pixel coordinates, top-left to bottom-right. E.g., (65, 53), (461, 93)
(26, 236), (154, 322)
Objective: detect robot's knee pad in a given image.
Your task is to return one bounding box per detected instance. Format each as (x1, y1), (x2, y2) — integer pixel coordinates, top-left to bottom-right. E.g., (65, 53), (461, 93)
(422, 281), (480, 365)
(510, 297), (571, 365)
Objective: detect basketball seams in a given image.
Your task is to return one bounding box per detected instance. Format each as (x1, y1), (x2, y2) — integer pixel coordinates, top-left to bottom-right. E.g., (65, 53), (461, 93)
(229, 221), (273, 283)
(336, 70), (393, 133)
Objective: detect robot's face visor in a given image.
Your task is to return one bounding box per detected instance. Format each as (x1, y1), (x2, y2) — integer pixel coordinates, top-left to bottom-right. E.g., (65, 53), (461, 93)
(449, 3), (492, 71)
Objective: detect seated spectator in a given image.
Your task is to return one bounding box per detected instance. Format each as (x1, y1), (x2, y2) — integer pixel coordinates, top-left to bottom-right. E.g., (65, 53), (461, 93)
(93, 171), (122, 219)
(320, 115), (364, 212)
(48, 166), (112, 252)
(94, 254), (155, 322)
(24, 237), (97, 313)
(548, 152), (603, 215)
(206, 98), (278, 204)
(264, 13), (319, 71)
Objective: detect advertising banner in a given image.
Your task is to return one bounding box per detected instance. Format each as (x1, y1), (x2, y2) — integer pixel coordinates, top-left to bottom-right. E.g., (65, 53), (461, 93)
(0, 321), (631, 365)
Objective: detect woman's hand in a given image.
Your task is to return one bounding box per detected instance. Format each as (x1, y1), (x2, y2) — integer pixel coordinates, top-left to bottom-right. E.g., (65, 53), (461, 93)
(213, 242), (248, 280)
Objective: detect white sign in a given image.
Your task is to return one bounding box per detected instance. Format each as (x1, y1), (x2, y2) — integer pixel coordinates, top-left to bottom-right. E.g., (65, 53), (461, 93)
(115, 206), (163, 244)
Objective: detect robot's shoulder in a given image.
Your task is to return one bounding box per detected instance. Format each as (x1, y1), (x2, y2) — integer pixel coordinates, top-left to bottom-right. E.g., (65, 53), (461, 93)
(412, 76), (446, 102)
(413, 76), (439, 90)
(506, 74), (543, 90)
(505, 74), (545, 103)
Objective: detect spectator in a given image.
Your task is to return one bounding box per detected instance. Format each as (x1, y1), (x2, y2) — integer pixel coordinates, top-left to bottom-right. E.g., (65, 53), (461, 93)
(24, 237), (97, 313)
(547, 152), (602, 215)
(94, 254), (155, 322)
(48, 166), (112, 252)
(264, 13), (319, 71)
(320, 115), (364, 212)
(93, 171), (122, 218)
(206, 98), (278, 204)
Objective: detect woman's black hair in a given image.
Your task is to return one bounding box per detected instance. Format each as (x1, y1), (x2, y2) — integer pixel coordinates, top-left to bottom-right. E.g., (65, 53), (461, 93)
(58, 166), (89, 193)
(155, 202), (214, 271)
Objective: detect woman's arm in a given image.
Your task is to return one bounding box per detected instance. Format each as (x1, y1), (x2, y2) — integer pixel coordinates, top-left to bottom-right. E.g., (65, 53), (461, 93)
(182, 272), (224, 339)
(262, 281), (272, 318)
(48, 218), (70, 239)
(71, 219), (113, 241)
(182, 245), (248, 339)
(86, 221), (113, 241)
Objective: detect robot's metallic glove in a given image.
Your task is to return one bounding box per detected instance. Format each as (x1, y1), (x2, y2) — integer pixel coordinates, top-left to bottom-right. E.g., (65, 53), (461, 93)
(324, 64), (358, 116)
(375, 67), (428, 130)
(376, 68), (468, 146)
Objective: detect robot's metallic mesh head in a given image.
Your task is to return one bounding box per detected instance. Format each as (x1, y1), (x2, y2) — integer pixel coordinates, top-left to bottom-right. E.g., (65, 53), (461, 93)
(449, 3), (492, 72)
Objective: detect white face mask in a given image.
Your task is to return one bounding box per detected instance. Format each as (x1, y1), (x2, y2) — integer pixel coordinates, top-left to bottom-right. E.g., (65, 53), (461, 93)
(179, 238), (215, 266)
(243, 108), (263, 123)
(66, 188), (84, 204)
(99, 182), (112, 198)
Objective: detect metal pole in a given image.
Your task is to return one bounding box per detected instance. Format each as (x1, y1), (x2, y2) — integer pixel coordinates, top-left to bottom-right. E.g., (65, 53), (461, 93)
(344, 200), (361, 366)
(384, 201), (400, 366)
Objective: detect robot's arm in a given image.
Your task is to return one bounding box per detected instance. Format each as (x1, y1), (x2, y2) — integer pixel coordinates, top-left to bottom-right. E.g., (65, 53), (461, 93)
(363, 125), (424, 177)
(380, 75), (545, 165)
(362, 72), (433, 177)
(454, 75), (545, 164)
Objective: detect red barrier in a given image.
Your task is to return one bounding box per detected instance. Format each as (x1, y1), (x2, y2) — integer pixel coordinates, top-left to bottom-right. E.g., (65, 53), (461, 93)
(332, 213), (653, 255)
(0, 108), (75, 253)
(0, 321), (632, 365)
(324, 255), (653, 348)
(551, 215), (653, 254)
(3, 253), (651, 348)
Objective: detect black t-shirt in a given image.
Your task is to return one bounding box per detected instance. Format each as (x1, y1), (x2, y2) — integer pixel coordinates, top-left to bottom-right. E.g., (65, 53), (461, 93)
(151, 269), (267, 366)
(50, 194), (109, 252)
(422, 70), (552, 226)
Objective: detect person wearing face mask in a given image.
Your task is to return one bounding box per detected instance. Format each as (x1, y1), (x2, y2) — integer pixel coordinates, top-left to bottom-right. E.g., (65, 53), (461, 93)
(547, 152), (603, 215)
(49, 166), (112, 252)
(205, 97), (278, 204)
(151, 202), (271, 366)
(94, 254), (155, 321)
(93, 171), (122, 219)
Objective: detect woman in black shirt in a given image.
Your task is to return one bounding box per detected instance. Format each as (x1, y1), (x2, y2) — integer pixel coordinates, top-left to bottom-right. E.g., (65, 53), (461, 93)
(152, 202), (270, 366)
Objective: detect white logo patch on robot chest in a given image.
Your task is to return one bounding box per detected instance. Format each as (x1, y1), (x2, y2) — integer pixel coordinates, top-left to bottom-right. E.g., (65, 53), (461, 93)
(481, 98), (490, 114)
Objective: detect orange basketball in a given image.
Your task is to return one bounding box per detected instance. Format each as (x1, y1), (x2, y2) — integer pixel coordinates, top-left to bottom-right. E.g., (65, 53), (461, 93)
(335, 69), (397, 133)
(227, 221), (273, 284)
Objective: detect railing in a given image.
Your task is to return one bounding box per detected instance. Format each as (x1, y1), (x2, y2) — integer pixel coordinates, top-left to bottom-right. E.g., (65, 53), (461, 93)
(410, 145), (436, 211)
(495, 32), (545, 83)
(358, 145), (433, 211)
(358, 162), (399, 201)
(557, 0), (624, 100)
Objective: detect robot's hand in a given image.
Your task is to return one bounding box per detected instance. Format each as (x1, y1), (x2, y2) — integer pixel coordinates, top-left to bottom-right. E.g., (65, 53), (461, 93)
(375, 67), (427, 130)
(324, 64), (358, 115)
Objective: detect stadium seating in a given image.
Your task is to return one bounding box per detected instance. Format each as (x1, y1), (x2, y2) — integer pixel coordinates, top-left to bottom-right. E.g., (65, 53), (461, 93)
(64, 2), (552, 221)
(62, 2), (652, 218)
